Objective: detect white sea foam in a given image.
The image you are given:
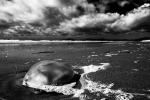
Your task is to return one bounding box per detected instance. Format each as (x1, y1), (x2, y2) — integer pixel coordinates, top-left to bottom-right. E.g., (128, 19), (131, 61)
(0, 40), (115, 44)
(105, 53), (119, 57)
(81, 63), (110, 74)
(141, 40), (150, 42)
(23, 63), (134, 100)
(84, 80), (134, 100)
(79, 63), (134, 100)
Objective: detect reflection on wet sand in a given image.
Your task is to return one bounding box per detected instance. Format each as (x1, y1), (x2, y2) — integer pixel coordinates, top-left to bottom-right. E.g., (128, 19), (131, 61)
(0, 42), (150, 100)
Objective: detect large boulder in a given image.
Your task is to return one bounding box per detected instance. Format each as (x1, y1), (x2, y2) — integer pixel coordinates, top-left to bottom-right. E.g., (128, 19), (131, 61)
(23, 60), (75, 88)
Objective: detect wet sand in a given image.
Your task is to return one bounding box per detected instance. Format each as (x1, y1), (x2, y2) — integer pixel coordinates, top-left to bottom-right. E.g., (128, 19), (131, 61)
(0, 42), (150, 100)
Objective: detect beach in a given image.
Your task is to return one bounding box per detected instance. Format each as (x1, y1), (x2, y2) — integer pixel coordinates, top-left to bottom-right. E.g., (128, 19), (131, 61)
(0, 41), (150, 100)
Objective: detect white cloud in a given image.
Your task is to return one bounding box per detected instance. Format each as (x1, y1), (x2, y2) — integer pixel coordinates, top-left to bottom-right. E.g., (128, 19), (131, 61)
(58, 4), (150, 32)
(58, 4), (150, 31)
(0, 0), (149, 34)
(0, 0), (66, 23)
(0, 0), (95, 23)
(111, 4), (150, 31)
(57, 13), (120, 32)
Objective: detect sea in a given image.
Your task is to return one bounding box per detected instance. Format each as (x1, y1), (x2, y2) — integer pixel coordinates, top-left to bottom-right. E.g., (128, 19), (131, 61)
(0, 40), (150, 100)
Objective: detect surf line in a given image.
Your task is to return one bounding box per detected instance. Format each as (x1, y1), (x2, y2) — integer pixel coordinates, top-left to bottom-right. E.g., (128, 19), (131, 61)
(23, 63), (134, 100)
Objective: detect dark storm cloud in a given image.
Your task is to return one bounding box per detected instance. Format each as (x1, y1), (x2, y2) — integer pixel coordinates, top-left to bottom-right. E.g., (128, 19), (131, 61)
(0, 0), (150, 36)
(86, 0), (150, 14)
(0, 0), (149, 21)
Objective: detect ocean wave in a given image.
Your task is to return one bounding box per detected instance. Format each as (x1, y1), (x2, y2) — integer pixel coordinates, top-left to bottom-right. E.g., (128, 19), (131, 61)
(0, 40), (120, 44)
(141, 40), (150, 42)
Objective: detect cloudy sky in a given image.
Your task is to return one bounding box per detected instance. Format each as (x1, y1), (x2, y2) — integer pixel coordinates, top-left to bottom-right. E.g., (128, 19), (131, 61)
(0, 0), (150, 40)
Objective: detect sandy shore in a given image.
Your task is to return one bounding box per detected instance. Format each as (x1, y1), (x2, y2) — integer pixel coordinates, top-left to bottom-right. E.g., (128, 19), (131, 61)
(0, 42), (150, 100)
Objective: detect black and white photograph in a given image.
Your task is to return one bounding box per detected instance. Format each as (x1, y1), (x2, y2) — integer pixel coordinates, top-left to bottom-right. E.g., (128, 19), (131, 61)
(0, 0), (150, 100)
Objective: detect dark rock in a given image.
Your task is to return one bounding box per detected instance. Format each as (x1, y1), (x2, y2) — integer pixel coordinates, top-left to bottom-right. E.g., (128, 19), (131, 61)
(23, 60), (75, 87)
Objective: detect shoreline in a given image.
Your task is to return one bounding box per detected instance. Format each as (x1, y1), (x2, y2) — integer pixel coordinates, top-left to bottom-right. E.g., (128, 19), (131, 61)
(0, 40), (129, 44)
(0, 39), (149, 44)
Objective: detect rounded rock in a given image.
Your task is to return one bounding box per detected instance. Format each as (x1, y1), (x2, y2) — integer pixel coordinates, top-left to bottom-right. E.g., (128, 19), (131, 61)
(23, 60), (75, 87)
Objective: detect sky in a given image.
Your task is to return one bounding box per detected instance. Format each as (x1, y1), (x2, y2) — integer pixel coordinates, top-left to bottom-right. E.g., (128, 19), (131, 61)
(0, 0), (150, 40)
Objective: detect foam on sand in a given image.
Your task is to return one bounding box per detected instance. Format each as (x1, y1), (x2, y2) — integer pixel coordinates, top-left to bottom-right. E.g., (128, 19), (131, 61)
(0, 40), (112, 44)
(23, 63), (134, 100)
(141, 40), (150, 42)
